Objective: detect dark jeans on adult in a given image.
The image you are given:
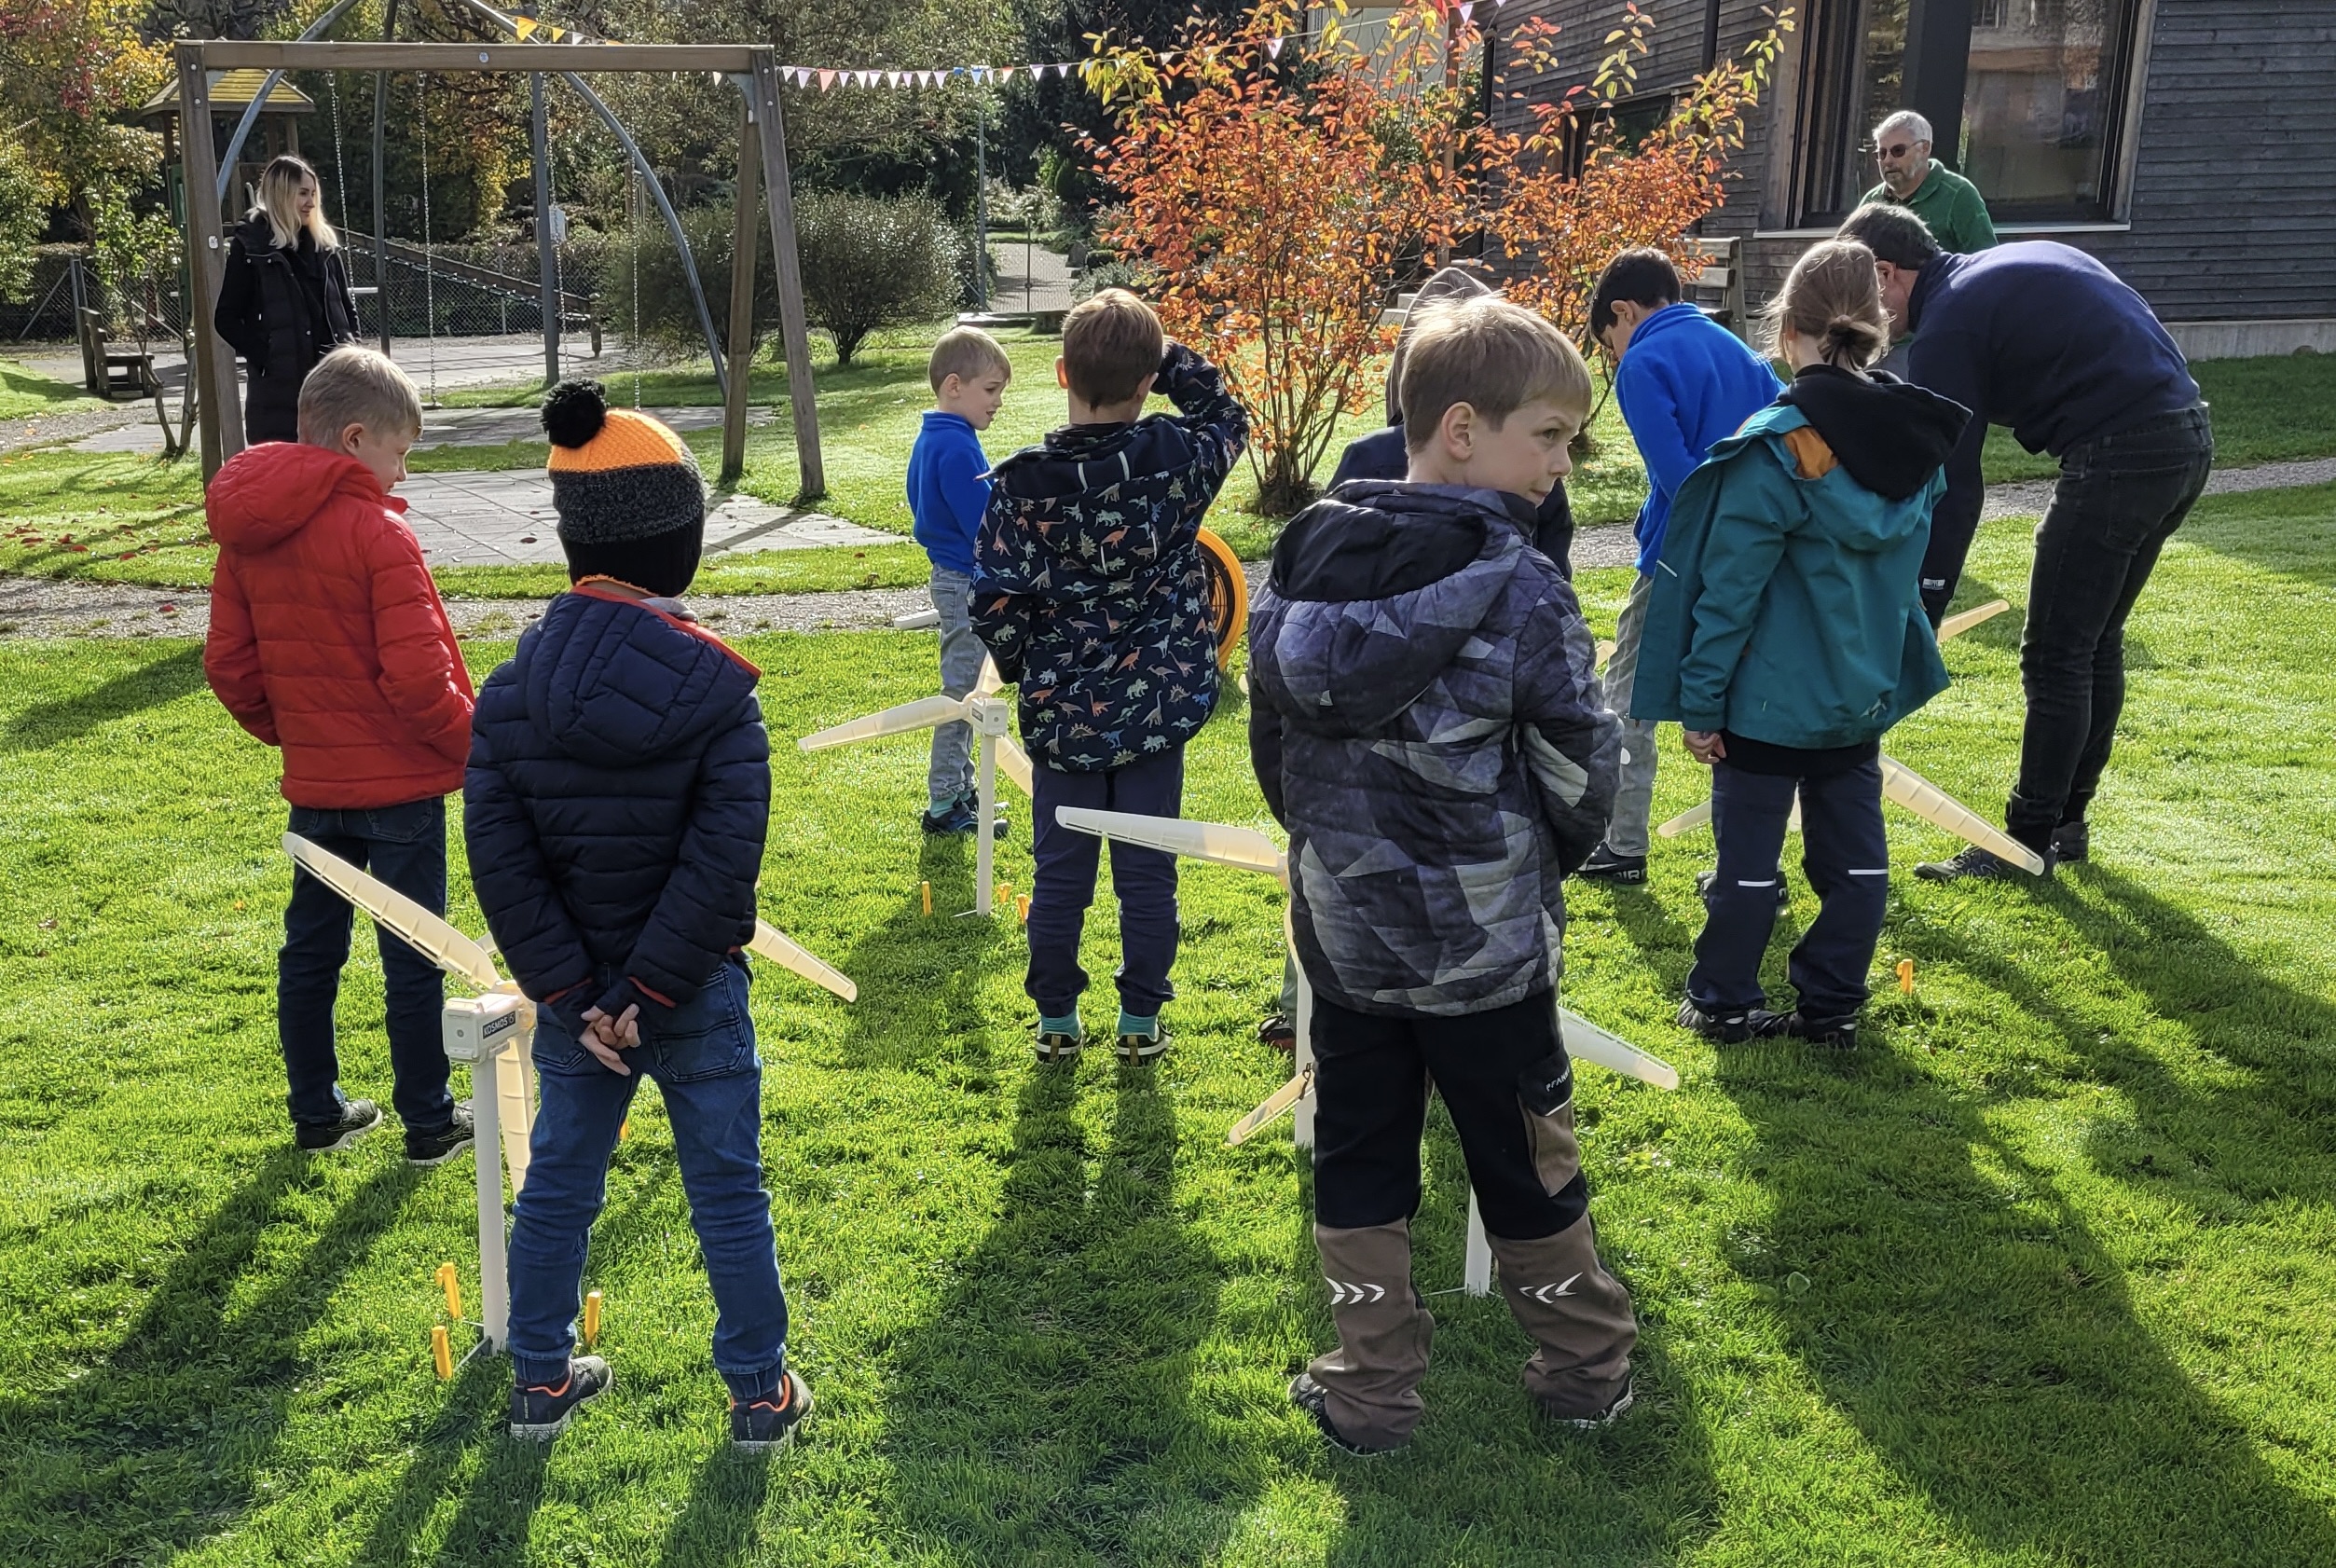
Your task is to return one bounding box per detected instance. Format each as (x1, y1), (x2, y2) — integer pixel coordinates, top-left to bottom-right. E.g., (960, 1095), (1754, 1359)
(281, 798), (456, 1135)
(1691, 758), (1889, 1019)
(507, 955), (789, 1400)
(1026, 747), (1185, 1020)
(2009, 404), (2214, 852)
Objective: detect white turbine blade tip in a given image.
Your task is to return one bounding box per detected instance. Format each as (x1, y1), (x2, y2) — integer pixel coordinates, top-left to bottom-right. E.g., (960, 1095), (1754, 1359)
(749, 921), (858, 1001)
(1938, 598), (2013, 641)
(284, 832), (502, 991)
(1657, 800), (1713, 838)
(1053, 807), (1287, 879)
(1560, 1008), (1682, 1091)
(1880, 758), (2048, 874)
(799, 695), (969, 750)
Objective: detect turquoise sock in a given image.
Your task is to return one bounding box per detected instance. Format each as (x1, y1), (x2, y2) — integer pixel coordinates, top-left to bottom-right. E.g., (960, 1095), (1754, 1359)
(1116, 1010), (1159, 1039)
(1039, 1012), (1082, 1038)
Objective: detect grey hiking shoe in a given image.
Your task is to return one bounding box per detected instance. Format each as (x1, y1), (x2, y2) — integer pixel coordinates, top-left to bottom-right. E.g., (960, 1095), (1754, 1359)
(509, 1355), (612, 1439)
(295, 1098), (381, 1153)
(405, 1105), (476, 1166)
(730, 1369), (813, 1452)
(1916, 845), (2054, 882)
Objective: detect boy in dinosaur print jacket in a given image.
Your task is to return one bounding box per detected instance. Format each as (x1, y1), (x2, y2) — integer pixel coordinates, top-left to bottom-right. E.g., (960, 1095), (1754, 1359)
(970, 288), (1248, 1068)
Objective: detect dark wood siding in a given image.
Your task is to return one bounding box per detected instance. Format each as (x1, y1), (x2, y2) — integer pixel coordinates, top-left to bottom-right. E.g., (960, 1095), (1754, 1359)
(1488, 1), (2336, 323)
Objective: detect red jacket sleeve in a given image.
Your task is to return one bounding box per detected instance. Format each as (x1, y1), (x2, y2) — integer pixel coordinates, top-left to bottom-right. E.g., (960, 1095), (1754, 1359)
(203, 557), (279, 746)
(366, 523), (474, 764)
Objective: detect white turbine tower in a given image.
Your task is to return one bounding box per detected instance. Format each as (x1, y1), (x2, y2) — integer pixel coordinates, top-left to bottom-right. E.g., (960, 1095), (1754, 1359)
(1051, 807), (1680, 1296)
(282, 833), (853, 1353)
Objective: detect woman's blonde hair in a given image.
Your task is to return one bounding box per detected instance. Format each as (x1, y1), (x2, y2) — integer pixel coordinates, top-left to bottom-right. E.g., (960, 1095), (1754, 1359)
(254, 154), (337, 252)
(1761, 239), (1889, 372)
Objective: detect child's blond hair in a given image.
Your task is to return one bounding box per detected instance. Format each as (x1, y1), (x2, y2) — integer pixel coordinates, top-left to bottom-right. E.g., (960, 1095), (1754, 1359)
(1061, 288), (1164, 406)
(1398, 297), (1592, 452)
(928, 325), (1012, 393)
(1761, 239), (1890, 371)
(298, 347), (423, 446)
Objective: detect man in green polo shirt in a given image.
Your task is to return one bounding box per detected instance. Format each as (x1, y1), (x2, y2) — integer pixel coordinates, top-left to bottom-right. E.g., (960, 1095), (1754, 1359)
(1863, 109), (1998, 254)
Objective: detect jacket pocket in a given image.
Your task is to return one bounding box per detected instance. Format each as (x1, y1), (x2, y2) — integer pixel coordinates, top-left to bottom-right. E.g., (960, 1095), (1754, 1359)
(1516, 1049), (1581, 1198)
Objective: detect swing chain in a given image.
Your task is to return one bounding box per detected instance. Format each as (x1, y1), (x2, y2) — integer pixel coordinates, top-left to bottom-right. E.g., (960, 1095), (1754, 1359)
(418, 71), (439, 406)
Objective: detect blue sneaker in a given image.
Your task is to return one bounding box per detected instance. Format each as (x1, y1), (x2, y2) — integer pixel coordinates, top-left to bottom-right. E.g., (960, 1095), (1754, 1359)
(919, 791), (1010, 838)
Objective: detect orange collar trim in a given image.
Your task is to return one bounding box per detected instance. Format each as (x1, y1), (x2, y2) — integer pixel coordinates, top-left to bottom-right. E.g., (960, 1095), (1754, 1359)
(570, 580), (762, 680)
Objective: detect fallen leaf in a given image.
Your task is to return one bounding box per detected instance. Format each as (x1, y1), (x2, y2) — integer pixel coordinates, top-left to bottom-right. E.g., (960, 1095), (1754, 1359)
(39, 918), (57, 929)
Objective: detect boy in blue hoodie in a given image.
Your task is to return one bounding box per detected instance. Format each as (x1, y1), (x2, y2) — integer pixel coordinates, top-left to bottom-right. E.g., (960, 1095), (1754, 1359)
(907, 325), (1013, 836)
(466, 381), (807, 1451)
(971, 289), (1247, 1066)
(1577, 249), (1783, 884)
(1249, 297), (1637, 1454)
(1631, 242), (1969, 1047)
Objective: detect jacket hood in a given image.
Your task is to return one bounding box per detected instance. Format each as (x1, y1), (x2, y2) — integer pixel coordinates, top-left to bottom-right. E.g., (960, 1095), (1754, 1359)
(207, 444), (395, 551)
(518, 588), (761, 764)
(1386, 266), (1497, 424)
(1257, 482), (1528, 735)
(1779, 364), (1971, 502)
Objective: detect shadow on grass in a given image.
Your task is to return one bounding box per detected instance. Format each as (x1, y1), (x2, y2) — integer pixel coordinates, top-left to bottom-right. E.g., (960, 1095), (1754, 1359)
(1711, 868), (2336, 1564)
(0, 643), (205, 753)
(651, 1446), (776, 1567)
(0, 1150), (421, 1566)
(2176, 484), (2336, 590)
(876, 1062), (1252, 1563)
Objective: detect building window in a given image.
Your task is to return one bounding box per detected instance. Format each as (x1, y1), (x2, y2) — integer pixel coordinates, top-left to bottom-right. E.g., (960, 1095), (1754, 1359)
(1793, 0), (2143, 226)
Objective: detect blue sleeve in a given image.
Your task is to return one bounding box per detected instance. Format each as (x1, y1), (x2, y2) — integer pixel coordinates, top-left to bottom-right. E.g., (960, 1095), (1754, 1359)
(1907, 327), (1990, 622)
(937, 439), (992, 547)
(1616, 354), (1703, 506)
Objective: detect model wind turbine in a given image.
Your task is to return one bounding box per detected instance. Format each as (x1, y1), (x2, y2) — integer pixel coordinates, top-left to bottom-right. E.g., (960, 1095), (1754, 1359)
(1651, 599), (2044, 873)
(798, 656), (1035, 916)
(282, 833), (853, 1352)
(1052, 807), (1679, 1297)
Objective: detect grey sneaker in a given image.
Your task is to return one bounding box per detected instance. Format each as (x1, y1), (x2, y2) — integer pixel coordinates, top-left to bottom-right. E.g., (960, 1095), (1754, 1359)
(1676, 998), (1753, 1044)
(729, 1369), (813, 1452)
(295, 1098), (381, 1153)
(1916, 845), (2054, 882)
(405, 1105), (476, 1166)
(1542, 1378), (1637, 1431)
(1034, 1022), (1084, 1066)
(509, 1355), (612, 1439)
(1749, 1008), (1860, 1048)
(1576, 843), (1647, 884)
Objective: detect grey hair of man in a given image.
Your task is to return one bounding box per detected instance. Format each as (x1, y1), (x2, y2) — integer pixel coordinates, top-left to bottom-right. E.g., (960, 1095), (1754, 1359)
(1874, 109), (1933, 147)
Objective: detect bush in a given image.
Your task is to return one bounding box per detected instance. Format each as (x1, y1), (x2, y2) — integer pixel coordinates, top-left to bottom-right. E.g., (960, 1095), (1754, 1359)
(792, 192), (963, 367)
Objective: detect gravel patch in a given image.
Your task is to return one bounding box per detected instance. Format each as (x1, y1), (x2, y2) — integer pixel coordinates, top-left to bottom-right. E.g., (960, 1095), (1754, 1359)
(0, 402), (149, 455)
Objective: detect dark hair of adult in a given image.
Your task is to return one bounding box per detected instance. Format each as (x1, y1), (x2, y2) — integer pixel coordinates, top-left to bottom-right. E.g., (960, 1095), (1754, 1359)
(1835, 203), (1942, 271)
(1587, 249), (1683, 338)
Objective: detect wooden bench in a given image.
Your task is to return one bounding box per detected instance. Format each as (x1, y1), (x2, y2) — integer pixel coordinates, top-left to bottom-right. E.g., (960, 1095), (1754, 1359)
(78, 308), (160, 402)
(1681, 236), (1748, 338)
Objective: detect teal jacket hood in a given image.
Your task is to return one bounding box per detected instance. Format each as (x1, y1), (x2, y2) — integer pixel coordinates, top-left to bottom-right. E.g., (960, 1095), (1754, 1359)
(1628, 400), (1952, 750)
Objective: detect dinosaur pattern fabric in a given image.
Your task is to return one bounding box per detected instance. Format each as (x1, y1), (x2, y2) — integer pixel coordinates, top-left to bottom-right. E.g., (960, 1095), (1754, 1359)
(969, 344), (1248, 772)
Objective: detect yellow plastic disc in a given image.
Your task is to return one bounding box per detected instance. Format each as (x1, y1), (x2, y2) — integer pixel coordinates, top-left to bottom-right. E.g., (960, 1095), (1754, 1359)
(1197, 526), (1247, 672)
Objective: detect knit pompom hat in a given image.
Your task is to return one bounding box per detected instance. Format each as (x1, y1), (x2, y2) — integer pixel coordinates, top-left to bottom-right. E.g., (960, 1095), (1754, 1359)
(542, 378), (706, 597)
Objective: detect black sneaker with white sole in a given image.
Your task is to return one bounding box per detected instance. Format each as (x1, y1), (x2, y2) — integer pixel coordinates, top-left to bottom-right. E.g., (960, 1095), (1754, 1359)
(509, 1355), (612, 1439)
(405, 1105), (476, 1166)
(1575, 843), (1647, 884)
(1748, 1008), (1861, 1048)
(1117, 1029), (1170, 1066)
(729, 1369), (814, 1451)
(1542, 1378), (1637, 1431)
(2051, 820), (2088, 863)
(1288, 1372), (1401, 1456)
(1915, 844), (2054, 883)
(295, 1098), (382, 1153)
(1676, 998), (1753, 1044)
(1034, 1023), (1084, 1066)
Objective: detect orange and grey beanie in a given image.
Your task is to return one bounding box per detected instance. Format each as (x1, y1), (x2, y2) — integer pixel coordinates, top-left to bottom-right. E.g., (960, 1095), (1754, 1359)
(541, 378), (706, 597)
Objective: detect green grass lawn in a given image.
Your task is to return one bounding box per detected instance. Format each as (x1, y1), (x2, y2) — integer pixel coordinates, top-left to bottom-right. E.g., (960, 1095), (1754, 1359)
(0, 356), (107, 422)
(3, 484), (2331, 1564)
(1979, 352), (2336, 481)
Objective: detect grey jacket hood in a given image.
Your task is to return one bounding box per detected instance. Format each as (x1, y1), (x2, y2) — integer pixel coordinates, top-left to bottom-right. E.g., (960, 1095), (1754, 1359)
(1385, 266), (1498, 425)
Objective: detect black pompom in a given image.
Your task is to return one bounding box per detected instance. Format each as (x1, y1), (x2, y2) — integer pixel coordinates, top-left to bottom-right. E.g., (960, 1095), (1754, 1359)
(541, 378), (608, 448)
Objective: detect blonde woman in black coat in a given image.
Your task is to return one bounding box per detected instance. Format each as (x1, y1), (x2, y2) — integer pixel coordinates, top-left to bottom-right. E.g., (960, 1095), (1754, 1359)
(213, 155), (364, 444)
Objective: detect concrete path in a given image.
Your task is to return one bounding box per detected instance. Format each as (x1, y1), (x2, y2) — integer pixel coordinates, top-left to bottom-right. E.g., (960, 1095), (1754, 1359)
(68, 402), (769, 455)
(396, 472), (886, 568)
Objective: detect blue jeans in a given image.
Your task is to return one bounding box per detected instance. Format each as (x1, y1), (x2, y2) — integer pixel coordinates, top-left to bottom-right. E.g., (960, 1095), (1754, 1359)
(506, 956), (788, 1398)
(1027, 747), (1185, 1019)
(1690, 759), (1889, 1019)
(927, 566), (985, 810)
(2008, 405), (2214, 850)
(280, 799), (455, 1134)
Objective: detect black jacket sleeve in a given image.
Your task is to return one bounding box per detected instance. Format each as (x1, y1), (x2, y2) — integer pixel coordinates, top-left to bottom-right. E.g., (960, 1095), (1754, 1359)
(213, 240), (264, 364)
(1907, 327), (1990, 625)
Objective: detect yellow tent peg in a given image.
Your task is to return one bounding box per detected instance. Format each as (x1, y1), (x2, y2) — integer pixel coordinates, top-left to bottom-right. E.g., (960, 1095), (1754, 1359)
(1898, 957), (1917, 995)
(584, 1289), (603, 1348)
(431, 1324), (453, 1381)
(435, 1261), (461, 1320)
(921, 880), (933, 916)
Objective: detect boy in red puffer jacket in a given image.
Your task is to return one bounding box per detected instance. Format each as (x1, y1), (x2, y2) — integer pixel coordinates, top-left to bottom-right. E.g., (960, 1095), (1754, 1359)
(204, 347), (478, 1164)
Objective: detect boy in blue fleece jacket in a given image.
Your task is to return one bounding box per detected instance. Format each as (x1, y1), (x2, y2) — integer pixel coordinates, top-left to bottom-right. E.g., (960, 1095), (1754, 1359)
(971, 289), (1247, 1066)
(466, 382), (807, 1452)
(1579, 249), (1783, 884)
(906, 325), (1013, 836)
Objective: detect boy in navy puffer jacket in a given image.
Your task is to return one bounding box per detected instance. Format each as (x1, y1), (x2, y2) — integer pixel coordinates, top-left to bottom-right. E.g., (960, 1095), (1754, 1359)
(465, 381), (807, 1451)
(971, 289), (1247, 1066)
(1249, 298), (1637, 1454)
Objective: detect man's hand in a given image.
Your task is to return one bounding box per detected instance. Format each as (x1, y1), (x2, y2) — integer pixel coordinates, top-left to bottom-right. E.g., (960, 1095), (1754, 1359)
(578, 1004), (641, 1075)
(1683, 729), (1727, 766)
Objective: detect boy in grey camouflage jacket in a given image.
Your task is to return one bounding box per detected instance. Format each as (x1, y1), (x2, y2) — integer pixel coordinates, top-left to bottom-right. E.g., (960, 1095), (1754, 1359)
(1247, 297), (1639, 1453)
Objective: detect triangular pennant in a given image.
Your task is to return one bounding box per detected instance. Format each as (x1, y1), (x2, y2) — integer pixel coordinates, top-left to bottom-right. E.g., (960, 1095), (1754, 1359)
(1267, 36), (1285, 59)
(886, 70), (901, 87)
(1457, 1), (1474, 21)
(511, 15), (536, 38)
(818, 68), (836, 90)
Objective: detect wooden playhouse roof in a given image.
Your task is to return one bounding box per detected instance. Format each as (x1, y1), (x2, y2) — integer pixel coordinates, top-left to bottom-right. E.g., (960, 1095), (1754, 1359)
(141, 70), (317, 120)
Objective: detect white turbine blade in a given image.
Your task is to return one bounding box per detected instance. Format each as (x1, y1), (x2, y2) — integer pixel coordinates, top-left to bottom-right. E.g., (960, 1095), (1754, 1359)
(1938, 598), (2012, 641)
(1054, 807), (1288, 883)
(1595, 639), (1616, 670)
(996, 734), (1035, 796)
(799, 694), (969, 751)
(976, 654), (1008, 697)
(284, 833), (502, 992)
(1559, 1007), (1682, 1090)
(749, 920), (858, 1001)
(1228, 1066), (1312, 1146)
(1880, 757), (2048, 874)
(1657, 799), (1713, 838)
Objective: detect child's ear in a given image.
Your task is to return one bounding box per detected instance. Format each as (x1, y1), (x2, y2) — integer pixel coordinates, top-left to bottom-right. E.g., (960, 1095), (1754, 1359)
(939, 372), (961, 399)
(1134, 371), (1159, 404)
(1438, 401), (1476, 459)
(1055, 357), (1069, 390)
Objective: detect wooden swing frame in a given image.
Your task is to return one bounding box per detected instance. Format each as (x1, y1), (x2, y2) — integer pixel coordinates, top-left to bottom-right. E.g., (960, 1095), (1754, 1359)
(174, 40), (822, 492)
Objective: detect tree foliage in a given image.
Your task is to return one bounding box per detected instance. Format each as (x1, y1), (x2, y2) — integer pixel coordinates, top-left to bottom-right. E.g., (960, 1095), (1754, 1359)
(790, 189), (963, 365)
(0, 0), (172, 241)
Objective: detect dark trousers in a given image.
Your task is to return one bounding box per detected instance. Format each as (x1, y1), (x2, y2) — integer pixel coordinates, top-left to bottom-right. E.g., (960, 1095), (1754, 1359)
(280, 799), (456, 1133)
(1691, 760), (1889, 1019)
(1026, 747), (1184, 1019)
(508, 956), (787, 1398)
(1310, 989), (1587, 1240)
(2009, 405), (2214, 849)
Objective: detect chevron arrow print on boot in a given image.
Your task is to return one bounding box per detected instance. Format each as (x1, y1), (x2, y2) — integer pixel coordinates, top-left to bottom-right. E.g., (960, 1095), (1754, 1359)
(1520, 1274), (1583, 1305)
(1325, 1279), (1388, 1306)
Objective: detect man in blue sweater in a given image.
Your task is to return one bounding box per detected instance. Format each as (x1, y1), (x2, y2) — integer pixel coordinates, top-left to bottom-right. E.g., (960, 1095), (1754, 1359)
(906, 326), (1013, 836)
(1838, 205), (2214, 880)
(1577, 249), (1783, 883)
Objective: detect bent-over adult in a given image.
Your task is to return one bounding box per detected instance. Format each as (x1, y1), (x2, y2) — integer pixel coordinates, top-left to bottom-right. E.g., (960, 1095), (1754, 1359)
(1836, 204), (2213, 882)
(214, 154), (364, 446)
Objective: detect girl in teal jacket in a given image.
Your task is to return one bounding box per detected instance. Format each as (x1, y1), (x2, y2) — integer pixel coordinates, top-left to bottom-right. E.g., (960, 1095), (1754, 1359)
(1631, 240), (1970, 1046)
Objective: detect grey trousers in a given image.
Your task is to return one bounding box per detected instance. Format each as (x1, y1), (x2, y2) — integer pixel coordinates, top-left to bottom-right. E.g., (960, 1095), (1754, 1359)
(1599, 571), (1663, 857)
(927, 566), (985, 809)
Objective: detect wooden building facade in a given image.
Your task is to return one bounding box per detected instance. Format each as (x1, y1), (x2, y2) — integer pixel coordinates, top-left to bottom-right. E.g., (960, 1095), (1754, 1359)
(1487, 0), (2335, 356)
